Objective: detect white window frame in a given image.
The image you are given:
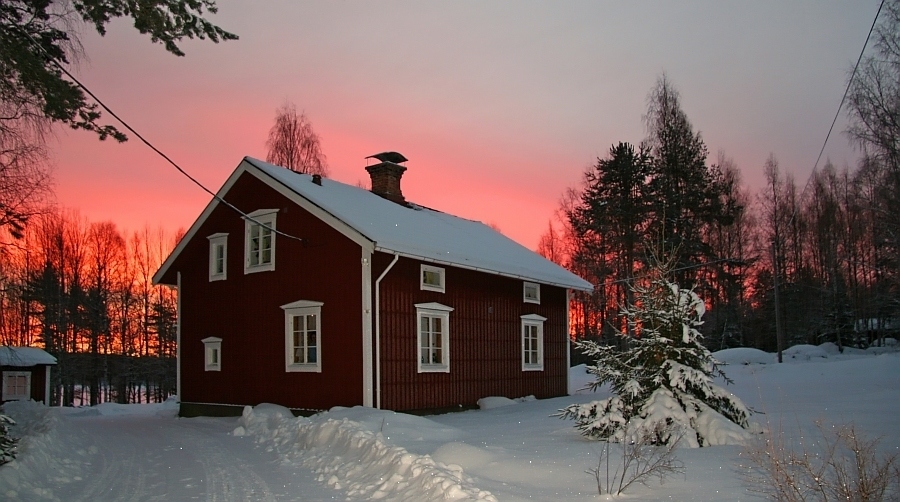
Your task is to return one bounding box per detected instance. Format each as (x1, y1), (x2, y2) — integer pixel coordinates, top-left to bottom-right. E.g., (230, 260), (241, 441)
(3, 371), (31, 401)
(244, 209), (277, 274)
(420, 264), (446, 293)
(282, 300), (323, 373)
(523, 281), (541, 304)
(416, 302), (453, 373)
(202, 337), (222, 371)
(521, 314), (547, 371)
(208, 233), (228, 281)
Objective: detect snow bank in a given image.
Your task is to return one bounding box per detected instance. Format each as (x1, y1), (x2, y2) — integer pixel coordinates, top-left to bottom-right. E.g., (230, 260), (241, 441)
(476, 395), (535, 410)
(568, 364), (596, 394)
(0, 401), (91, 501)
(783, 344), (829, 360)
(61, 396), (179, 418)
(236, 405), (497, 501)
(713, 347), (773, 365)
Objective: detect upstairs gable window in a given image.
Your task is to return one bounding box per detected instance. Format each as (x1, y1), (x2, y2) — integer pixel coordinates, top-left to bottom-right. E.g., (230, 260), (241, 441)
(207, 233), (228, 281)
(244, 209), (277, 274)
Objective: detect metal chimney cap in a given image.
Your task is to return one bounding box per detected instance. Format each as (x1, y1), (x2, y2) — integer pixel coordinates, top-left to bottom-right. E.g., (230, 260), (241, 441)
(365, 151), (408, 164)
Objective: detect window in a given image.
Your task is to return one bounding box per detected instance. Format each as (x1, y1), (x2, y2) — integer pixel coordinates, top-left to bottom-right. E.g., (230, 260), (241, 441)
(420, 264), (445, 293)
(202, 337), (222, 371)
(244, 209), (277, 274)
(521, 314), (546, 371)
(415, 302), (453, 373)
(208, 233), (228, 281)
(282, 300), (323, 372)
(524, 282), (541, 304)
(3, 371), (30, 401)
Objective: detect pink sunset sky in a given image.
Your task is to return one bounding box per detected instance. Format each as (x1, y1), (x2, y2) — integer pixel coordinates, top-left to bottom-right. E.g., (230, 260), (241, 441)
(48, 1), (876, 250)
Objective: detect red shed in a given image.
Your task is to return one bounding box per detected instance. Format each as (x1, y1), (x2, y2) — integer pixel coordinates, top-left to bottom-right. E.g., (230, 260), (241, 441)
(1, 347), (57, 405)
(154, 154), (592, 416)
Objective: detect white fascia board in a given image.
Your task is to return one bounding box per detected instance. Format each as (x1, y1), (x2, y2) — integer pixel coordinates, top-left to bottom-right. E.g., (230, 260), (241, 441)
(373, 247), (593, 292)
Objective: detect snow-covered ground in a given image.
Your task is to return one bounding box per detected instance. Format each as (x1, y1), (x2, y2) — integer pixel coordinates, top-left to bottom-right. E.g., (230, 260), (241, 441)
(2, 342), (899, 501)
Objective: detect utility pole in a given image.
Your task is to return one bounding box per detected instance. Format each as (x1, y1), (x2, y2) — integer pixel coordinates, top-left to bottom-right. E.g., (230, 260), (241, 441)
(772, 243), (784, 363)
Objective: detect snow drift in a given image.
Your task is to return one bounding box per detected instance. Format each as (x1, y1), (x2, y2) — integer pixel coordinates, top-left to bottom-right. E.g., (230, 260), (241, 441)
(235, 404), (497, 501)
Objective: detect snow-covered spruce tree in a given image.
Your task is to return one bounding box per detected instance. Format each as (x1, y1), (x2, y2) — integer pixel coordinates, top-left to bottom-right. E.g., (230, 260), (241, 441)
(0, 412), (16, 465)
(560, 266), (751, 448)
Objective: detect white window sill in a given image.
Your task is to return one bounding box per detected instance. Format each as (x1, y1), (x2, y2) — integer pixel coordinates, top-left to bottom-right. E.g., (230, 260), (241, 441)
(244, 263), (274, 274)
(522, 365), (544, 372)
(286, 364), (321, 373)
(418, 364), (449, 374)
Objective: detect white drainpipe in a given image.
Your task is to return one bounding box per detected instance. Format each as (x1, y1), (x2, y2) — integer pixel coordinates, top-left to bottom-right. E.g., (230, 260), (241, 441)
(374, 253), (399, 409)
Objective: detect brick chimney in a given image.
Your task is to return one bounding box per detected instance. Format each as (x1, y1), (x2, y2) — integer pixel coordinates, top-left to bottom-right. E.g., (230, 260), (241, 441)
(365, 152), (409, 205)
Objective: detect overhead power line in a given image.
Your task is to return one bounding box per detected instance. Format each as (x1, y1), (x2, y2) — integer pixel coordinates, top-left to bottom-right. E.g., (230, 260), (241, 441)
(788, 0), (885, 228)
(8, 18), (306, 244)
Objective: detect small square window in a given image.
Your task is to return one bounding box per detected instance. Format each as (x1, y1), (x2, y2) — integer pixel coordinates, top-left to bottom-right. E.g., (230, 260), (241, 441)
(208, 233), (228, 281)
(524, 282), (540, 304)
(3, 371), (30, 401)
(202, 337), (222, 371)
(421, 265), (445, 293)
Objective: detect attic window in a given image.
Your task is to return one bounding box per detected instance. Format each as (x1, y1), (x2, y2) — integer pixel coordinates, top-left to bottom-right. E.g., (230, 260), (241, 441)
(420, 265), (445, 293)
(524, 282), (540, 304)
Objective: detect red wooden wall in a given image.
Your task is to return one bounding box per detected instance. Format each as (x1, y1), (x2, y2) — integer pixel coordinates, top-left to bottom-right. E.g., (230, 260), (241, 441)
(168, 171), (365, 411)
(372, 252), (568, 412)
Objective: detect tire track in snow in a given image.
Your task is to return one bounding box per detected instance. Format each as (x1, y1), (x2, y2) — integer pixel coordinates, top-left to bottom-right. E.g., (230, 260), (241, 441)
(63, 414), (311, 501)
(173, 420), (276, 502)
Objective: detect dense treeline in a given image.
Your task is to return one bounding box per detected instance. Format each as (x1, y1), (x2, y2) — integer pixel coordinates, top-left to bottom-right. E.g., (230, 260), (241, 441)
(0, 210), (180, 405)
(541, 74), (898, 353)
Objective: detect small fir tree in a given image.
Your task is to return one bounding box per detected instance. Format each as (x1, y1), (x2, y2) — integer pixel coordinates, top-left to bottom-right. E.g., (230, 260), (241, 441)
(560, 259), (751, 447)
(0, 412), (17, 465)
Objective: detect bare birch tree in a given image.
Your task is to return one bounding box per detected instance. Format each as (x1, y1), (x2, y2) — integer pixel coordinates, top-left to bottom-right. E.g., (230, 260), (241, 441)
(265, 102), (329, 176)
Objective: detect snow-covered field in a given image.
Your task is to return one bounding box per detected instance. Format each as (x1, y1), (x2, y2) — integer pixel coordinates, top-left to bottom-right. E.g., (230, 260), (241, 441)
(2, 342), (899, 501)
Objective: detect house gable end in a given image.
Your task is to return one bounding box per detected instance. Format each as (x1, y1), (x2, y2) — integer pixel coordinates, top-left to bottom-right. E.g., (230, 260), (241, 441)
(153, 158), (374, 286)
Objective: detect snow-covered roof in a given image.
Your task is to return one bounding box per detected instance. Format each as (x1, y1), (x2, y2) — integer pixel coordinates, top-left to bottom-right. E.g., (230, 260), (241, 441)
(0, 347), (57, 366)
(245, 157), (592, 291)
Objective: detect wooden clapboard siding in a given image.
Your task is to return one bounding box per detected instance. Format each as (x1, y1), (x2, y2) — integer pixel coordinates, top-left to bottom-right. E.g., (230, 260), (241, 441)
(176, 172), (364, 411)
(373, 251), (568, 412)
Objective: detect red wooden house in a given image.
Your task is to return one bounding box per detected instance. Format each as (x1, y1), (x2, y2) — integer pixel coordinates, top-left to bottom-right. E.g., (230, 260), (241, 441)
(1, 347), (56, 405)
(154, 153), (592, 416)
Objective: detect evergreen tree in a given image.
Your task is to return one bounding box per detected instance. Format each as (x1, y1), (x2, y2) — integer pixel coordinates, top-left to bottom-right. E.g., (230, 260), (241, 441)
(644, 75), (732, 284)
(0, 412), (16, 465)
(568, 142), (652, 336)
(559, 257), (751, 448)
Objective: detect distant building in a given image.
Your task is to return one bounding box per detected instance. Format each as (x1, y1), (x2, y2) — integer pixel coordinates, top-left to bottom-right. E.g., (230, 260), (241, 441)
(1, 347), (57, 405)
(154, 154), (592, 416)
